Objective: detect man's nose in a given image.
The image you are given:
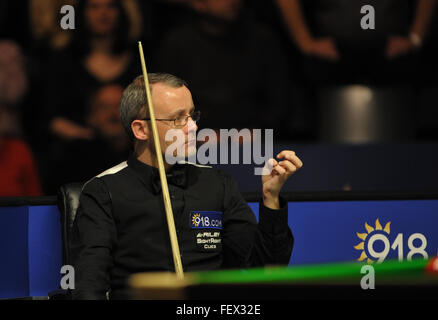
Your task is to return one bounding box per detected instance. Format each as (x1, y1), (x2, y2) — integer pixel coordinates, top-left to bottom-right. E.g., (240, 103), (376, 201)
(187, 117), (198, 133)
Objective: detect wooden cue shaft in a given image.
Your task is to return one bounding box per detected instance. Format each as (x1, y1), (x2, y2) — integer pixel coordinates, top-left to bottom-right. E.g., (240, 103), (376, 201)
(138, 42), (184, 279)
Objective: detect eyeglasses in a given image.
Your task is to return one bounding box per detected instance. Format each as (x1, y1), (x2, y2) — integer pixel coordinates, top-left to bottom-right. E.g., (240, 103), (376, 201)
(142, 110), (200, 128)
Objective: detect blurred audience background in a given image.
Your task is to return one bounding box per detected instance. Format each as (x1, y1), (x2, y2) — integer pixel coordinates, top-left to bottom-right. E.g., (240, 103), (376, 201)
(0, 0), (437, 195)
(154, 0), (291, 137)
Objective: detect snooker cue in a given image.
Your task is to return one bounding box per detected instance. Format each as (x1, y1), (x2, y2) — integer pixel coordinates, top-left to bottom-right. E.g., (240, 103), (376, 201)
(138, 42), (184, 279)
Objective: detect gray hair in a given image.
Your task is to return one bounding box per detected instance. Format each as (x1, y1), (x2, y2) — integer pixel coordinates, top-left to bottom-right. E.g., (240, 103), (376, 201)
(120, 73), (188, 141)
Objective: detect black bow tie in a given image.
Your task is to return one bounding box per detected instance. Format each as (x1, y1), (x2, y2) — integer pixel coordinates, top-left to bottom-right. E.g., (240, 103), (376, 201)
(152, 166), (187, 194)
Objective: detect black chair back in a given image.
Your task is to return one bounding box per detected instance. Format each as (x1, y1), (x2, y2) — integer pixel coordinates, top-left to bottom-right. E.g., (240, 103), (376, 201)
(57, 182), (84, 266)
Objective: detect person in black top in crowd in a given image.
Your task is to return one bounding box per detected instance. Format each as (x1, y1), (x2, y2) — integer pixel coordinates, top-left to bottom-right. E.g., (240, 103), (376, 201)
(276, 0), (437, 85)
(154, 0), (291, 137)
(41, 0), (143, 193)
(44, 0), (141, 142)
(71, 73), (303, 299)
(46, 84), (130, 193)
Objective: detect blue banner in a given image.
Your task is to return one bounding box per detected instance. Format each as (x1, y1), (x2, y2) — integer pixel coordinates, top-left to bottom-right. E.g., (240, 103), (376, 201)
(1, 199), (437, 298)
(249, 200), (438, 265)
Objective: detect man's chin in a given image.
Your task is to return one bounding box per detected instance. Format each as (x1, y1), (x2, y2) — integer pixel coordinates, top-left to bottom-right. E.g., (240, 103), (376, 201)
(184, 145), (197, 162)
(165, 146), (197, 164)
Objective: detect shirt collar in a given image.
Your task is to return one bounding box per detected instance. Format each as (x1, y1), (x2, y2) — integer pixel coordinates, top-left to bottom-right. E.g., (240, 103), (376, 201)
(127, 154), (189, 194)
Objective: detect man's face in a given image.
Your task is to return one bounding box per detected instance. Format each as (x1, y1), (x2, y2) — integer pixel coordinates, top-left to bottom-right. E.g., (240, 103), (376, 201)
(87, 85), (124, 138)
(85, 0), (119, 36)
(149, 83), (198, 162)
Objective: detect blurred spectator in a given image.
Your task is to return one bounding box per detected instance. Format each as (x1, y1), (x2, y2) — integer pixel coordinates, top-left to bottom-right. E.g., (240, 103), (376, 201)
(138, 0), (196, 50)
(0, 41), (28, 137)
(45, 84), (129, 193)
(85, 84), (129, 152)
(44, 0), (142, 142)
(276, 0), (437, 84)
(154, 0), (292, 138)
(29, 0), (142, 55)
(419, 8), (438, 83)
(0, 105), (42, 197)
(30, 0), (76, 54)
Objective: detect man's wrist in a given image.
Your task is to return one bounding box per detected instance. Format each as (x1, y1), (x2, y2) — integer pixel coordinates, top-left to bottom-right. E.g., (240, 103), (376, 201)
(263, 194), (280, 210)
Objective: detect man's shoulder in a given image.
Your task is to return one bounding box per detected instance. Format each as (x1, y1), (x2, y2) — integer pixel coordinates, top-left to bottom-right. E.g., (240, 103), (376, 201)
(95, 161), (129, 179)
(82, 161), (131, 191)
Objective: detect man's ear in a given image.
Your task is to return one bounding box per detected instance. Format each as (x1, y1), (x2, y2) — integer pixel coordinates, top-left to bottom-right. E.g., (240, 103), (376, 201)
(131, 120), (149, 141)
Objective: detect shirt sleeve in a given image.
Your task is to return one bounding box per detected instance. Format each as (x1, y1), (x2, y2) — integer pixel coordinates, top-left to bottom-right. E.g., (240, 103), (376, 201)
(220, 171), (293, 269)
(70, 178), (117, 300)
(255, 197), (294, 266)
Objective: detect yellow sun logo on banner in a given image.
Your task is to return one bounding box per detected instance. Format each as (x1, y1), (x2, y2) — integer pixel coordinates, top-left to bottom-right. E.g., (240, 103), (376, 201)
(354, 218), (391, 264)
(192, 213), (201, 227)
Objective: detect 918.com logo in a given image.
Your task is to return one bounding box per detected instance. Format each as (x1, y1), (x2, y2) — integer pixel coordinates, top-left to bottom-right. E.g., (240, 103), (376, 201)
(354, 219), (428, 263)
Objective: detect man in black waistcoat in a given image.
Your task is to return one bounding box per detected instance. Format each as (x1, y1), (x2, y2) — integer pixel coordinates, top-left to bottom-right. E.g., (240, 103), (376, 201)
(70, 73), (303, 299)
